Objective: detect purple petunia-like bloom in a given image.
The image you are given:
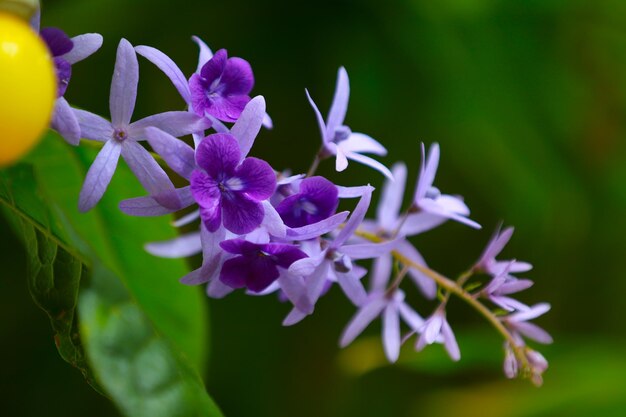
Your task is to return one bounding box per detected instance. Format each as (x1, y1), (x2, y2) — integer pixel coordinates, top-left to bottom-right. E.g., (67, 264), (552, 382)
(75, 39), (211, 212)
(306, 67), (392, 179)
(219, 239), (307, 293)
(190, 133), (276, 235)
(276, 176), (339, 228)
(37, 25), (103, 145)
(189, 49), (254, 123)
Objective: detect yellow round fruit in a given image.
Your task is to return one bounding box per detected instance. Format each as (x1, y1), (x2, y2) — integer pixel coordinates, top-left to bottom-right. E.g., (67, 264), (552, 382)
(0, 11), (56, 167)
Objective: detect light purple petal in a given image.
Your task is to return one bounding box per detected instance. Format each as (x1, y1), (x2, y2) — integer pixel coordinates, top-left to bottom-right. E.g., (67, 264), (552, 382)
(286, 211), (349, 241)
(377, 162), (407, 230)
(262, 201), (286, 238)
(74, 109), (113, 142)
(441, 319), (461, 361)
(192, 36), (213, 73)
(51, 97), (80, 146)
(396, 239), (437, 299)
(145, 232), (202, 258)
(370, 252), (392, 292)
(277, 272), (312, 314)
(122, 141), (179, 209)
(283, 307), (308, 326)
(334, 186), (374, 248)
(336, 271), (367, 306)
(110, 38), (138, 127)
(306, 261), (331, 305)
(414, 143), (440, 202)
(145, 127), (195, 179)
(435, 195), (470, 216)
(515, 321), (553, 344)
(508, 303), (551, 322)
(423, 314), (443, 345)
(263, 112), (273, 130)
(479, 225), (513, 266)
(337, 185), (372, 198)
(339, 295), (386, 348)
(344, 151), (394, 180)
(335, 146), (349, 171)
(135, 45), (191, 103)
(326, 67), (349, 136)
(230, 96), (266, 159)
(62, 34), (103, 65)
(398, 301), (425, 332)
(418, 198), (481, 229)
(340, 238), (401, 260)
(499, 278), (534, 294)
(401, 212), (447, 236)
(207, 277), (235, 298)
(383, 303), (401, 363)
(305, 88), (328, 143)
(342, 133), (387, 155)
(119, 186), (194, 217)
(129, 111), (211, 140)
(78, 140), (121, 212)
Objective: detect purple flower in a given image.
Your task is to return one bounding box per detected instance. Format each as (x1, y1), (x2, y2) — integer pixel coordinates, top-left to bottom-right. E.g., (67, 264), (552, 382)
(339, 289), (425, 362)
(275, 176), (339, 228)
(74, 39), (211, 212)
(415, 309), (460, 361)
(502, 303), (553, 345)
(190, 132), (276, 235)
(359, 162), (437, 298)
(136, 38), (272, 140)
(475, 225), (532, 276)
(480, 262), (534, 311)
(306, 67), (392, 179)
(38, 26), (103, 145)
(189, 49), (254, 123)
(411, 143), (481, 229)
(219, 239), (307, 291)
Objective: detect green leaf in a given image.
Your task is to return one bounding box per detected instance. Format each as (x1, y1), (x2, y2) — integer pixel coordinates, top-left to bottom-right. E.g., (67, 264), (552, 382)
(0, 165), (100, 391)
(1, 132), (223, 417)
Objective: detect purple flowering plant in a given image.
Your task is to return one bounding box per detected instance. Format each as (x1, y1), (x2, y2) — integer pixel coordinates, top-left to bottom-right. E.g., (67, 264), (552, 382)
(7, 7), (554, 412)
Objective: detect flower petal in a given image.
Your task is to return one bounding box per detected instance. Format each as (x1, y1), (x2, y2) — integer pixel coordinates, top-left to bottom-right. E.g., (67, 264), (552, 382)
(230, 96), (266, 159)
(129, 111), (211, 140)
(51, 97), (80, 146)
(326, 67), (349, 137)
(74, 109), (113, 142)
(261, 200), (286, 238)
(339, 295), (387, 348)
(40, 27), (73, 57)
(145, 127), (196, 179)
(277, 272), (312, 314)
(441, 319), (461, 361)
(195, 133), (241, 176)
(221, 57), (254, 96)
(236, 157), (276, 201)
(63, 33), (103, 65)
(110, 38), (138, 127)
(377, 162), (407, 230)
(336, 271), (367, 306)
(414, 142), (440, 202)
(342, 132), (387, 156)
(192, 36), (213, 74)
(305, 88), (328, 143)
(222, 193), (265, 235)
(370, 252), (392, 292)
(135, 45), (191, 103)
(119, 186), (194, 217)
(340, 238), (401, 260)
(122, 141), (179, 209)
(334, 186), (374, 248)
(344, 151), (393, 180)
(396, 239), (437, 299)
(78, 140), (121, 212)
(286, 211), (349, 241)
(145, 232), (202, 258)
(383, 303), (401, 363)
(200, 49), (227, 83)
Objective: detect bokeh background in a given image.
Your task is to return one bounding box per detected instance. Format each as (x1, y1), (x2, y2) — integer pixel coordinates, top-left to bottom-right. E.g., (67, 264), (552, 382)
(2, 0), (626, 415)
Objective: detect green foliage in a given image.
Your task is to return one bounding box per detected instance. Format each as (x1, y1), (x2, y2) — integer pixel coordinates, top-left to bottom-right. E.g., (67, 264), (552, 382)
(0, 132), (222, 417)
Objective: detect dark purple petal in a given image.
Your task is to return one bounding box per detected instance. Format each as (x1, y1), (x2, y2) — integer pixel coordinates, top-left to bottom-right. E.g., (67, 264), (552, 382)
(264, 243), (308, 268)
(200, 204), (222, 233)
(236, 157), (276, 201)
(195, 133), (241, 177)
(220, 255), (279, 292)
(221, 57), (254, 96)
(219, 239), (260, 256)
(276, 176), (338, 228)
(189, 73), (211, 117)
(53, 57), (71, 97)
(40, 27), (73, 57)
(206, 94), (251, 122)
(190, 169), (220, 208)
(221, 192), (264, 234)
(200, 49), (228, 83)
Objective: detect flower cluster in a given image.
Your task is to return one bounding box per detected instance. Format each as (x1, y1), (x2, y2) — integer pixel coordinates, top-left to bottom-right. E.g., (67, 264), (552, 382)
(40, 18), (552, 385)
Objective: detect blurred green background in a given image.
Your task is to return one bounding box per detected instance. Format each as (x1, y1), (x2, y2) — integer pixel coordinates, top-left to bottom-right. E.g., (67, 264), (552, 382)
(2, 0), (626, 415)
